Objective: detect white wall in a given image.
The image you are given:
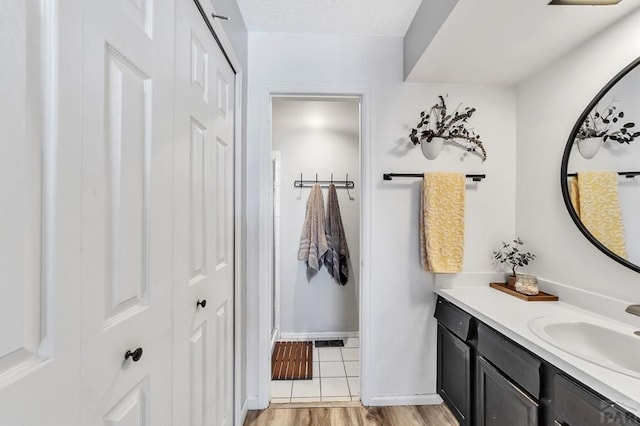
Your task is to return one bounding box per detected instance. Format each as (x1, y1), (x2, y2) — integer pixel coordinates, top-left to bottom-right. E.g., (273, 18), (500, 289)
(272, 99), (360, 335)
(516, 9), (640, 304)
(246, 33), (516, 404)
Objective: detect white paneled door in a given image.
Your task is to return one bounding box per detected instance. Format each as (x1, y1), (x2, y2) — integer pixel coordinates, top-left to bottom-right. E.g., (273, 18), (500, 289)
(0, 1), (82, 424)
(172, 1), (236, 426)
(1, 1), (236, 424)
(80, 0), (175, 425)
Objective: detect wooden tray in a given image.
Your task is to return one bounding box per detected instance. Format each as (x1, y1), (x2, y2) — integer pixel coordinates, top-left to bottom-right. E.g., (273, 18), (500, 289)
(489, 282), (558, 302)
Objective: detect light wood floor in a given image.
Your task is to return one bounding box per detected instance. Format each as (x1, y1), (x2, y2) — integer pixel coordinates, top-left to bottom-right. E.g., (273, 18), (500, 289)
(243, 403), (459, 426)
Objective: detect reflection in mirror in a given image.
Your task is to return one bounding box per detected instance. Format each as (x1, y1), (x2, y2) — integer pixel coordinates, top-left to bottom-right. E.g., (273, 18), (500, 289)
(562, 56), (640, 273)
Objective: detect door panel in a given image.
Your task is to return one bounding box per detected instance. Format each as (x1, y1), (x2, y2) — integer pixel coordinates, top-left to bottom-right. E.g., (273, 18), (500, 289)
(214, 302), (231, 426)
(0, 0), (46, 376)
(190, 324), (208, 426)
(102, 44), (150, 326)
(80, 0), (174, 424)
(215, 137), (230, 268)
(0, 1), (82, 424)
(190, 118), (208, 285)
(103, 378), (150, 426)
(173, 1), (235, 425)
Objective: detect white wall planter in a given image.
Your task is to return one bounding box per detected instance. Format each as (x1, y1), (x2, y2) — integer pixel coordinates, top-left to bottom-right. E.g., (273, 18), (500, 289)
(577, 136), (602, 159)
(420, 137), (445, 160)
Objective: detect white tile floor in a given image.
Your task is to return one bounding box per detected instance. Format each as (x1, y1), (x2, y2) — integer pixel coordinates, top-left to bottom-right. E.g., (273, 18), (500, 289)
(270, 337), (360, 403)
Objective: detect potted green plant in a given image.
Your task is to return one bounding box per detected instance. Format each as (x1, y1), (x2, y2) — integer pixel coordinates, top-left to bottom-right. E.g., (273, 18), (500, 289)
(493, 238), (536, 288)
(409, 95), (487, 161)
(575, 100), (639, 159)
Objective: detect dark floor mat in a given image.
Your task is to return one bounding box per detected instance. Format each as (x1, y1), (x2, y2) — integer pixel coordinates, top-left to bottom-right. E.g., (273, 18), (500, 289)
(314, 339), (344, 348)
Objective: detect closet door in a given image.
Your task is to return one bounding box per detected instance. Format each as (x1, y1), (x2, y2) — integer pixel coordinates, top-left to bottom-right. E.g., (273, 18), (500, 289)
(172, 1), (236, 424)
(0, 1), (82, 424)
(79, 0), (175, 424)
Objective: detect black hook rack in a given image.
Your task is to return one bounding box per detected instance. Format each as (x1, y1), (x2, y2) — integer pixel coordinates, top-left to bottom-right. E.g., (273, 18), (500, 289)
(382, 173), (486, 182)
(294, 173), (355, 189)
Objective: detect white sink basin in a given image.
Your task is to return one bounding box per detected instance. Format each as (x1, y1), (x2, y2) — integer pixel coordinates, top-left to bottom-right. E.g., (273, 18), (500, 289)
(528, 316), (640, 379)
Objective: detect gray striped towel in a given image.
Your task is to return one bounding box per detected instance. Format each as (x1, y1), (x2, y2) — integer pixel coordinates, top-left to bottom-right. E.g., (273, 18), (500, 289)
(297, 184), (328, 277)
(324, 184), (350, 285)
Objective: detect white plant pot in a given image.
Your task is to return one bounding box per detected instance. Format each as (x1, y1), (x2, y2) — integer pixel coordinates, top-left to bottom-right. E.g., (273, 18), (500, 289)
(420, 137), (445, 160)
(577, 136), (602, 159)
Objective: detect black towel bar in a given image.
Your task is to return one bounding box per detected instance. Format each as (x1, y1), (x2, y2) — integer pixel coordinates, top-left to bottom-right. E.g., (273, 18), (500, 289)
(383, 173), (486, 182)
(566, 171), (640, 179)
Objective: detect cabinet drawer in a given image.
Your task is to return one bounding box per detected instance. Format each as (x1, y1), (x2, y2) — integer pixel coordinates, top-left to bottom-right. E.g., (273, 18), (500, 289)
(554, 375), (639, 426)
(434, 296), (473, 341)
(477, 323), (541, 399)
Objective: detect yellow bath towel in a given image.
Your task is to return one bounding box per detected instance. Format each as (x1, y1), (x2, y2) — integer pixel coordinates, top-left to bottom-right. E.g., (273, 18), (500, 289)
(568, 176), (580, 217)
(420, 172), (465, 273)
(575, 171), (627, 259)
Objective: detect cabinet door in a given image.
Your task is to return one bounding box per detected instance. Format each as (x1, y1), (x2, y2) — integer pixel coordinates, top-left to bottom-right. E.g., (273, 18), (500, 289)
(437, 324), (472, 426)
(477, 356), (538, 426)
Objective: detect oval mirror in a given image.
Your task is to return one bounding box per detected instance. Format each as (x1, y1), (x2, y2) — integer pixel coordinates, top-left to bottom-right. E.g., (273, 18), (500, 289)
(561, 56), (640, 273)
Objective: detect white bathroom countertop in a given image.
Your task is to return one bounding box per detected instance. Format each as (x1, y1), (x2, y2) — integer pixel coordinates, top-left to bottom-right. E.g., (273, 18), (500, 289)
(435, 286), (640, 417)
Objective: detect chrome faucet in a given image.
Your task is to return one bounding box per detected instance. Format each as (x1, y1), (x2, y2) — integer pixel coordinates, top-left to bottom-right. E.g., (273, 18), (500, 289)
(626, 304), (640, 317)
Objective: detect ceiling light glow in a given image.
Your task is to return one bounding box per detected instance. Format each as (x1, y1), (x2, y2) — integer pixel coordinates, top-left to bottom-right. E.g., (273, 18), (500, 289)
(306, 114), (325, 129)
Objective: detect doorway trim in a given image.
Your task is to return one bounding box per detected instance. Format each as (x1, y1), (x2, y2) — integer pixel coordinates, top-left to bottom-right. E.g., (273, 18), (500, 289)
(256, 86), (372, 408)
(270, 150), (281, 350)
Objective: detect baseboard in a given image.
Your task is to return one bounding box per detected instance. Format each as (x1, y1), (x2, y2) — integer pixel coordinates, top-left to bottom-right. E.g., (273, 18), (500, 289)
(368, 394), (443, 406)
(279, 331), (359, 340)
(246, 395), (260, 410)
(240, 397), (249, 425)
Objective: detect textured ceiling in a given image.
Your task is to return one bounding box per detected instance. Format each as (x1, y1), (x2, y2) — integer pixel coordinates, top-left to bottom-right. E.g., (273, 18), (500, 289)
(236, 0), (422, 36)
(406, 0), (640, 85)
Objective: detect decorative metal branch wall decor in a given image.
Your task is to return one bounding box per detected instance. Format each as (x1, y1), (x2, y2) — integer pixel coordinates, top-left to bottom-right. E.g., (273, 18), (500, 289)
(409, 95), (487, 162)
(577, 100), (638, 144)
(574, 99), (639, 159)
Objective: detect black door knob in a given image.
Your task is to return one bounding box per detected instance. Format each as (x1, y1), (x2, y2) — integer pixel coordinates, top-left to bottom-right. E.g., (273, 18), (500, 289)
(124, 347), (143, 362)
(197, 299), (207, 309)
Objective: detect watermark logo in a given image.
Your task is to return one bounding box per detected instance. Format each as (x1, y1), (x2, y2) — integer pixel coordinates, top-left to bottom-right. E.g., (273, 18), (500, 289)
(601, 400), (640, 425)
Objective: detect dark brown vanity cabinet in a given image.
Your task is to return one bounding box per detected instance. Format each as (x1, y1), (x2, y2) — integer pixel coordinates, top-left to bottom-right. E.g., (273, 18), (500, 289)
(435, 298), (541, 426)
(434, 296), (640, 426)
(435, 297), (474, 426)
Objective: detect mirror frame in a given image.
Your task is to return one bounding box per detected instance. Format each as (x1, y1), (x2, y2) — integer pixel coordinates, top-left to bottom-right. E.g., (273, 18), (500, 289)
(560, 55), (640, 274)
